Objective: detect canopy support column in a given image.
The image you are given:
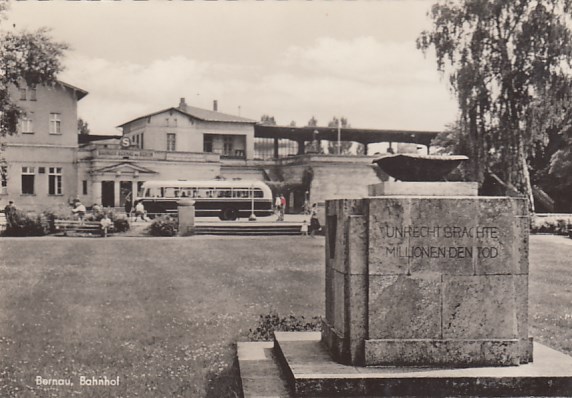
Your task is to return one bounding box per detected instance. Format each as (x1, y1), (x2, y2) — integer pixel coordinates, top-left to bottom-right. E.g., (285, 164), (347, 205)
(273, 138), (279, 159)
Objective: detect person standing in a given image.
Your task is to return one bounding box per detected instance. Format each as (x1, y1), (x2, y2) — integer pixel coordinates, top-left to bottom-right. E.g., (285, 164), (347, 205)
(124, 192), (133, 219)
(275, 195), (282, 221)
(300, 220), (309, 236)
(4, 201), (16, 228)
(280, 194), (286, 221)
(134, 200), (147, 222)
(310, 203), (321, 237)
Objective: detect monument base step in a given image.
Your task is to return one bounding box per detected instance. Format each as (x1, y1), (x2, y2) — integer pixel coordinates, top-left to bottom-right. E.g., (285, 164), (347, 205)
(238, 331), (572, 397)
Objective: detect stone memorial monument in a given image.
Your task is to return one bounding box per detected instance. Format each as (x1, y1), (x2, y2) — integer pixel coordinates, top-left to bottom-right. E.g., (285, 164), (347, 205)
(237, 154), (572, 397)
(322, 154), (531, 367)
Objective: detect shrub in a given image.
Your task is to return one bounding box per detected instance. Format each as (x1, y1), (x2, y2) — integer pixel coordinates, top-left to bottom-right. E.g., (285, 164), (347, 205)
(531, 216), (571, 235)
(4, 210), (49, 237)
(148, 216), (178, 236)
(248, 311), (321, 342)
(113, 217), (130, 233)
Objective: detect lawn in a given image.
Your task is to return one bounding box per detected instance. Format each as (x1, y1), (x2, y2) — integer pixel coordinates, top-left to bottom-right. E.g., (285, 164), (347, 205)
(0, 236), (325, 397)
(0, 234), (571, 397)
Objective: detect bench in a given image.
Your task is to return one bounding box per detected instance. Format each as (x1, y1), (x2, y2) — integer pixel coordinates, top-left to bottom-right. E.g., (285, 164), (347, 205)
(54, 220), (114, 236)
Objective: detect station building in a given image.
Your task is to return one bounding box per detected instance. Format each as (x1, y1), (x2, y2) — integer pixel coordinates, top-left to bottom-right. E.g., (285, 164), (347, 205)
(2, 82), (440, 213)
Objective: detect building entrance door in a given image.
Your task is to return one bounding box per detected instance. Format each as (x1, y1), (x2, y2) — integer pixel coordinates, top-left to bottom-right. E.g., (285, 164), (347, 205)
(120, 181), (132, 209)
(102, 181), (115, 207)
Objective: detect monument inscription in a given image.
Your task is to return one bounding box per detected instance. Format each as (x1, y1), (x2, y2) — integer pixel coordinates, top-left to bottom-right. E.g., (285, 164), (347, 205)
(381, 224), (501, 259)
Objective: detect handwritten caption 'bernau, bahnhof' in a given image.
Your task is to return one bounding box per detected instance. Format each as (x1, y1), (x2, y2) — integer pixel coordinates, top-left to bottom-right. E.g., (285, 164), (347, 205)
(380, 225), (501, 259)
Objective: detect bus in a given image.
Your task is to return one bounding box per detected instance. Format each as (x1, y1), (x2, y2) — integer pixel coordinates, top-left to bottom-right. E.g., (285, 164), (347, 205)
(136, 180), (274, 220)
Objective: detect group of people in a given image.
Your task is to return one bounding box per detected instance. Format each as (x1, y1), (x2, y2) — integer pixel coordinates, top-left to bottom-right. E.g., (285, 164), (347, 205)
(274, 193), (321, 237)
(300, 203), (321, 237)
(70, 199), (112, 236)
(274, 194), (287, 222)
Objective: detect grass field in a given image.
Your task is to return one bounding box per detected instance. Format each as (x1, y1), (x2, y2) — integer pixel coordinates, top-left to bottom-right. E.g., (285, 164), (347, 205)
(0, 234), (571, 397)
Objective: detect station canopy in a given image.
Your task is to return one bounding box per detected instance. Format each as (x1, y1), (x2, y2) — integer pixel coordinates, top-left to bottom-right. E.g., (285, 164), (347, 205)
(254, 125), (440, 147)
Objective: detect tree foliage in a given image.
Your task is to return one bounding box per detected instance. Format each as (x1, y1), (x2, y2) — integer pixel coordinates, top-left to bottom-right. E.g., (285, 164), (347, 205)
(260, 114), (276, 126)
(78, 118), (90, 135)
(306, 116), (318, 127)
(327, 116), (353, 155)
(418, 0), (572, 209)
(0, 27), (68, 136)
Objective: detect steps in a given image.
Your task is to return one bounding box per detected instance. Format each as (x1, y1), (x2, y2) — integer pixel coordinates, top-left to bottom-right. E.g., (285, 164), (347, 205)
(194, 222), (302, 236)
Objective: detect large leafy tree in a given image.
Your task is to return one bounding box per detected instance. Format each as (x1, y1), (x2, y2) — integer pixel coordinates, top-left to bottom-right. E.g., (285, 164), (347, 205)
(418, 0), (572, 209)
(0, 28), (68, 136)
(0, 7), (68, 184)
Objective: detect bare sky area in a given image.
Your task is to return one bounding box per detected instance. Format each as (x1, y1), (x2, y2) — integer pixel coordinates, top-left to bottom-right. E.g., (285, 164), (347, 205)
(4, 0), (457, 134)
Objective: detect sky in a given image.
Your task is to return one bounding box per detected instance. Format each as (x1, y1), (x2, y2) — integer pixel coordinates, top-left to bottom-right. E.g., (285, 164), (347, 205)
(5, 0), (458, 135)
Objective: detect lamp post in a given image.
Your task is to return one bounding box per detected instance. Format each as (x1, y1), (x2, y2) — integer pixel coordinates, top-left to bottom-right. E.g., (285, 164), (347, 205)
(337, 117), (341, 155)
(249, 184), (257, 221)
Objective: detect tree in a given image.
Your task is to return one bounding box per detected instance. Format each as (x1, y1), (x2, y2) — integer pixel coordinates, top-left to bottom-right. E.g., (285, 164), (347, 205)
(327, 116), (353, 155)
(0, 18), (68, 189)
(305, 116), (322, 153)
(260, 114), (276, 126)
(418, 0), (572, 209)
(0, 28), (68, 136)
(78, 118), (90, 135)
(289, 120), (297, 127)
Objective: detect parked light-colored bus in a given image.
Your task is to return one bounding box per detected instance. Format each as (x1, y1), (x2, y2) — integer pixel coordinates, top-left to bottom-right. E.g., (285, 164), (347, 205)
(136, 180), (274, 220)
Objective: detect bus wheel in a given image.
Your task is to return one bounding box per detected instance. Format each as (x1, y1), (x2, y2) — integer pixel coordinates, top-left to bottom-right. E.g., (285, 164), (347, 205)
(221, 207), (238, 221)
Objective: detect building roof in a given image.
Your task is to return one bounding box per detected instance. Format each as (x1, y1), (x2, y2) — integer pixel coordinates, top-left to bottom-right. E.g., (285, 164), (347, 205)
(58, 81), (88, 101)
(117, 104), (256, 128)
(178, 103), (256, 123)
(254, 125), (440, 146)
(78, 134), (122, 145)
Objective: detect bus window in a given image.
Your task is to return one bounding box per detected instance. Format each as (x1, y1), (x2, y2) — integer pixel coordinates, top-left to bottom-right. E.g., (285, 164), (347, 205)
(235, 189), (250, 198)
(196, 188), (214, 198)
(147, 187), (161, 197)
(253, 188), (264, 198)
(217, 189), (231, 198)
(164, 187), (177, 198)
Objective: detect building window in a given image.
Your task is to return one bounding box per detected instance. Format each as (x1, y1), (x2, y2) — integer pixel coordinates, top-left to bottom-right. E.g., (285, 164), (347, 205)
(20, 115), (34, 134)
(204, 135), (213, 152)
(19, 88), (27, 100)
(82, 180), (88, 195)
(48, 167), (63, 195)
(30, 88), (37, 101)
(49, 113), (61, 134)
(141, 133), (144, 149)
(1, 166), (7, 194)
(223, 136), (233, 156)
(166, 133), (176, 152)
(21, 167), (35, 195)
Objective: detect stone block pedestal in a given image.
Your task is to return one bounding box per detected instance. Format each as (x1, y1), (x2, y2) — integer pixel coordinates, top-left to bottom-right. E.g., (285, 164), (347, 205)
(322, 189), (532, 367)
